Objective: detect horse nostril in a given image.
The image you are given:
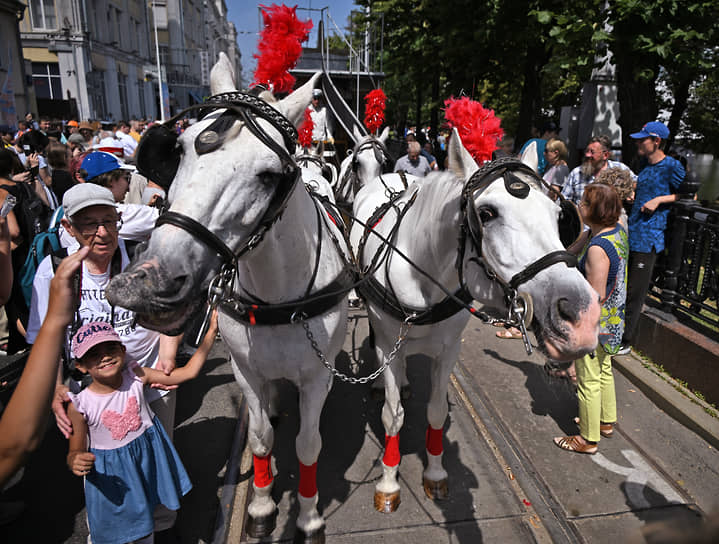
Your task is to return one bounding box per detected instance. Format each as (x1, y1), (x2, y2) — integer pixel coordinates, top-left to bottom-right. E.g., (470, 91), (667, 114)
(556, 297), (579, 324)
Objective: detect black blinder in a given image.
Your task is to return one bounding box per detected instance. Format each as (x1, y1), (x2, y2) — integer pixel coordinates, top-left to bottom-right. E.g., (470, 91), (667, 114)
(195, 112), (238, 155)
(503, 172), (530, 199)
(558, 199), (583, 248)
(135, 124), (181, 191)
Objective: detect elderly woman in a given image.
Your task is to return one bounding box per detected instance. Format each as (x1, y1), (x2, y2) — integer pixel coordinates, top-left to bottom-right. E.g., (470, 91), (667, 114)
(554, 183), (628, 454)
(542, 138), (569, 200)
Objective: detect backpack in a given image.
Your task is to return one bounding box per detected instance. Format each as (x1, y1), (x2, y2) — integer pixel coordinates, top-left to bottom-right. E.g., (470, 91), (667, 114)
(19, 206), (65, 307)
(0, 182), (52, 247)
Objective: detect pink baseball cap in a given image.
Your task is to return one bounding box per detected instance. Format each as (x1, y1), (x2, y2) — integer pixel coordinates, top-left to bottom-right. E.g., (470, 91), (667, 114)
(71, 322), (122, 358)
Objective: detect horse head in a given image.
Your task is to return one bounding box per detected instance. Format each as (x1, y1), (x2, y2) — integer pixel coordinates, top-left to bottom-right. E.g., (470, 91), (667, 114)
(448, 129), (600, 361)
(106, 53), (319, 334)
(336, 126), (391, 206)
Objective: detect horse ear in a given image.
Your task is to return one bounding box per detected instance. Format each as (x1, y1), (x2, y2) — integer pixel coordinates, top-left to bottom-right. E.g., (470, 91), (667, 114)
(276, 72), (321, 127)
(353, 125), (363, 143)
(519, 140), (539, 173)
(210, 52), (237, 95)
(448, 128), (479, 180)
(378, 126), (390, 143)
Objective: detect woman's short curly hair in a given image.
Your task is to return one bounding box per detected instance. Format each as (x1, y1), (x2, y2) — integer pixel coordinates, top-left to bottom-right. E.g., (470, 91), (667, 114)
(594, 167), (634, 201)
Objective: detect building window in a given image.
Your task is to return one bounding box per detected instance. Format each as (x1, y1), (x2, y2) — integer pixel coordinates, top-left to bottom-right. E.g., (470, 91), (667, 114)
(87, 71), (107, 119)
(138, 80), (146, 118)
(118, 73), (128, 121)
(29, 0), (57, 30)
(31, 62), (62, 99)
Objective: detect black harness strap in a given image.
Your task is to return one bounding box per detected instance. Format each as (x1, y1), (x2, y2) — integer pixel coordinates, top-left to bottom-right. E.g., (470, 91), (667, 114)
(219, 267), (355, 325)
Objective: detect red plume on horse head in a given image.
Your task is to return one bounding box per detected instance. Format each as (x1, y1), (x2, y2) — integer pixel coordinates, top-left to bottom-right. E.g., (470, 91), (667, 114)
(252, 4), (313, 94)
(298, 108), (314, 148)
(443, 97), (503, 164)
(364, 88), (387, 135)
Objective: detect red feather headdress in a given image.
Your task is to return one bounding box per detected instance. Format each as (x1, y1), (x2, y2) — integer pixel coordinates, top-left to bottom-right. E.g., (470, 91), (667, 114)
(443, 97), (503, 164)
(298, 108), (314, 148)
(252, 4), (312, 94)
(364, 88), (386, 135)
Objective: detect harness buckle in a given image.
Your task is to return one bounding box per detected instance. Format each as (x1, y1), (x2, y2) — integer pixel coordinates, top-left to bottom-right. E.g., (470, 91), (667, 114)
(291, 311), (308, 324)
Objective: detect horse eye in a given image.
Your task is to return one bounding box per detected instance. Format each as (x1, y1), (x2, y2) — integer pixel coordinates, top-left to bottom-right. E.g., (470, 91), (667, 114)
(257, 171), (283, 185)
(478, 206), (496, 223)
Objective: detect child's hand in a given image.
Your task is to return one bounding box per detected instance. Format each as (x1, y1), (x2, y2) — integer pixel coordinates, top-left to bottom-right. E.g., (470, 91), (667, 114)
(68, 451), (95, 476)
(201, 310), (219, 348)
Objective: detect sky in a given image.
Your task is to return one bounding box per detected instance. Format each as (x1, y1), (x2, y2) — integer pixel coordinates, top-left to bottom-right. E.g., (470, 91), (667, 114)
(226, 1), (359, 85)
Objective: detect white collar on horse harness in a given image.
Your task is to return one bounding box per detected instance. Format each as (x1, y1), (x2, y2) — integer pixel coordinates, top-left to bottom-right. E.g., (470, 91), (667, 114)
(458, 158), (581, 353)
(135, 88), (302, 265)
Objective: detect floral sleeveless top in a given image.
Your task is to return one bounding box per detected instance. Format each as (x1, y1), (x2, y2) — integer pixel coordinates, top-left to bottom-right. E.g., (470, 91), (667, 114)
(578, 225), (628, 354)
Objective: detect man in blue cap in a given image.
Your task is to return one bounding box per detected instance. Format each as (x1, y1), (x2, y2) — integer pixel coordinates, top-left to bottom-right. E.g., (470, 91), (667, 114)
(79, 151), (135, 202)
(619, 121), (685, 354)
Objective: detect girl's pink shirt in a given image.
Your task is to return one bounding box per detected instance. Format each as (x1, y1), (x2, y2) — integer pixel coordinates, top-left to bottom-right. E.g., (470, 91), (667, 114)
(67, 362), (155, 450)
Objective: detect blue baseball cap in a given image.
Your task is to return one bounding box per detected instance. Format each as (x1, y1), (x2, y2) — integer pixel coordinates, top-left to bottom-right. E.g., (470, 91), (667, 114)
(81, 151), (134, 181)
(630, 121), (669, 140)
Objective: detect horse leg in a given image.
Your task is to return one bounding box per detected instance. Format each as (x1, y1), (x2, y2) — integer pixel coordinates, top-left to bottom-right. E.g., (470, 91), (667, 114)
(294, 373), (332, 544)
(374, 345), (405, 513)
(423, 347), (459, 500)
(231, 363), (277, 537)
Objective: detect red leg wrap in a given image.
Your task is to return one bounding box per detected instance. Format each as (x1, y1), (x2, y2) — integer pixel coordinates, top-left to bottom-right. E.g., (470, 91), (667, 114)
(383, 434), (401, 467)
(425, 425), (444, 456)
(298, 462), (318, 498)
(253, 454), (273, 488)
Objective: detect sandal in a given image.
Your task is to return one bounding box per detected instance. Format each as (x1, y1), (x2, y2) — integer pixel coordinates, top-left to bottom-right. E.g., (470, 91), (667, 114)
(544, 363), (577, 385)
(574, 417), (614, 438)
(553, 435), (597, 454)
(496, 327), (522, 339)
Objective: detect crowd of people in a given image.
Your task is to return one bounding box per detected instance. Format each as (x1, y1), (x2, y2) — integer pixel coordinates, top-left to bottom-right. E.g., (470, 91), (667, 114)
(0, 112), (208, 542)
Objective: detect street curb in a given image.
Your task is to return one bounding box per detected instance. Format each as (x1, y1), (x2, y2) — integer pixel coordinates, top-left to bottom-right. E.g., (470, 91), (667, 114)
(613, 352), (719, 450)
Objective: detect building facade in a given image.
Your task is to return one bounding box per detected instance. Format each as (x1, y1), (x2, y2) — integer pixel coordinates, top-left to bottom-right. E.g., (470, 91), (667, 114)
(0, 0), (31, 126)
(18, 0), (241, 122)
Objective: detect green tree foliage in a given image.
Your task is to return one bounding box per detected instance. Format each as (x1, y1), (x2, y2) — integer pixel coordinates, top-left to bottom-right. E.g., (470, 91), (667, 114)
(352, 0), (718, 158)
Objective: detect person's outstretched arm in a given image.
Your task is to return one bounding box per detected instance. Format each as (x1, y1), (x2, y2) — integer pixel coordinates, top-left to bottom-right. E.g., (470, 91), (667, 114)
(133, 311), (218, 387)
(0, 246), (90, 487)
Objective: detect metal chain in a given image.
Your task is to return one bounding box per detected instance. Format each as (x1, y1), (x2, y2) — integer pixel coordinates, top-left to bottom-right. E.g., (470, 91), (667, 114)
(298, 313), (415, 384)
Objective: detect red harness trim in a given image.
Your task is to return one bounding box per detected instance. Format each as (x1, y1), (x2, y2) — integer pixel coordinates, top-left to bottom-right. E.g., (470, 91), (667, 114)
(253, 453), (273, 488)
(425, 425), (444, 456)
(298, 462), (318, 497)
(383, 434), (400, 467)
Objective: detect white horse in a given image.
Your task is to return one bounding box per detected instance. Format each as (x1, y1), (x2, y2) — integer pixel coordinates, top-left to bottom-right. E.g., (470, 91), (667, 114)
(107, 54), (351, 543)
(349, 130), (601, 512)
(335, 125), (391, 207)
(297, 145), (337, 202)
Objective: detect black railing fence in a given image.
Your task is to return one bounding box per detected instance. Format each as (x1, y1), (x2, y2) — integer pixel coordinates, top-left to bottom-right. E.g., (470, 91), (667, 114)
(651, 195), (719, 336)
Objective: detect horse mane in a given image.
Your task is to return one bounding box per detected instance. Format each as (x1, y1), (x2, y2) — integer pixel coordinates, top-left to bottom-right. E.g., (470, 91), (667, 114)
(406, 171), (464, 230)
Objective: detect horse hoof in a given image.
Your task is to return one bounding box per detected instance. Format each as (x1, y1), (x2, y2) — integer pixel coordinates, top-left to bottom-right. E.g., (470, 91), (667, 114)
(423, 477), (449, 500)
(293, 526), (326, 544)
(374, 490), (400, 513)
(246, 508), (278, 538)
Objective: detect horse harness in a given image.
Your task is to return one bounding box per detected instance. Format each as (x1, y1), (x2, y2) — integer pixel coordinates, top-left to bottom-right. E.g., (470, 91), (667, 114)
(355, 158), (583, 354)
(134, 89), (354, 330)
(336, 137), (394, 202)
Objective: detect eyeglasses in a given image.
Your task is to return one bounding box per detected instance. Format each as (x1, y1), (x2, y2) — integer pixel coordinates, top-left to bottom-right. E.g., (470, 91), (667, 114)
(72, 218), (123, 237)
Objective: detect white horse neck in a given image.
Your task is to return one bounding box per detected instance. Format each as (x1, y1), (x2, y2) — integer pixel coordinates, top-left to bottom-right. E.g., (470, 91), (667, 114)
(237, 183), (346, 302)
(384, 172), (465, 303)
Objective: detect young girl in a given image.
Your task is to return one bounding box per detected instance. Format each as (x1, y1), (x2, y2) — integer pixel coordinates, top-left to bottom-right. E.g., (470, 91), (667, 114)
(66, 312), (218, 544)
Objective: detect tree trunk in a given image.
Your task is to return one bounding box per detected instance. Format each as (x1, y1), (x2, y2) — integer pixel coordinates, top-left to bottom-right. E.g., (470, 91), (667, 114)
(613, 25), (659, 168)
(516, 45), (544, 150)
(430, 68), (440, 142)
(666, 77), (691, 155)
